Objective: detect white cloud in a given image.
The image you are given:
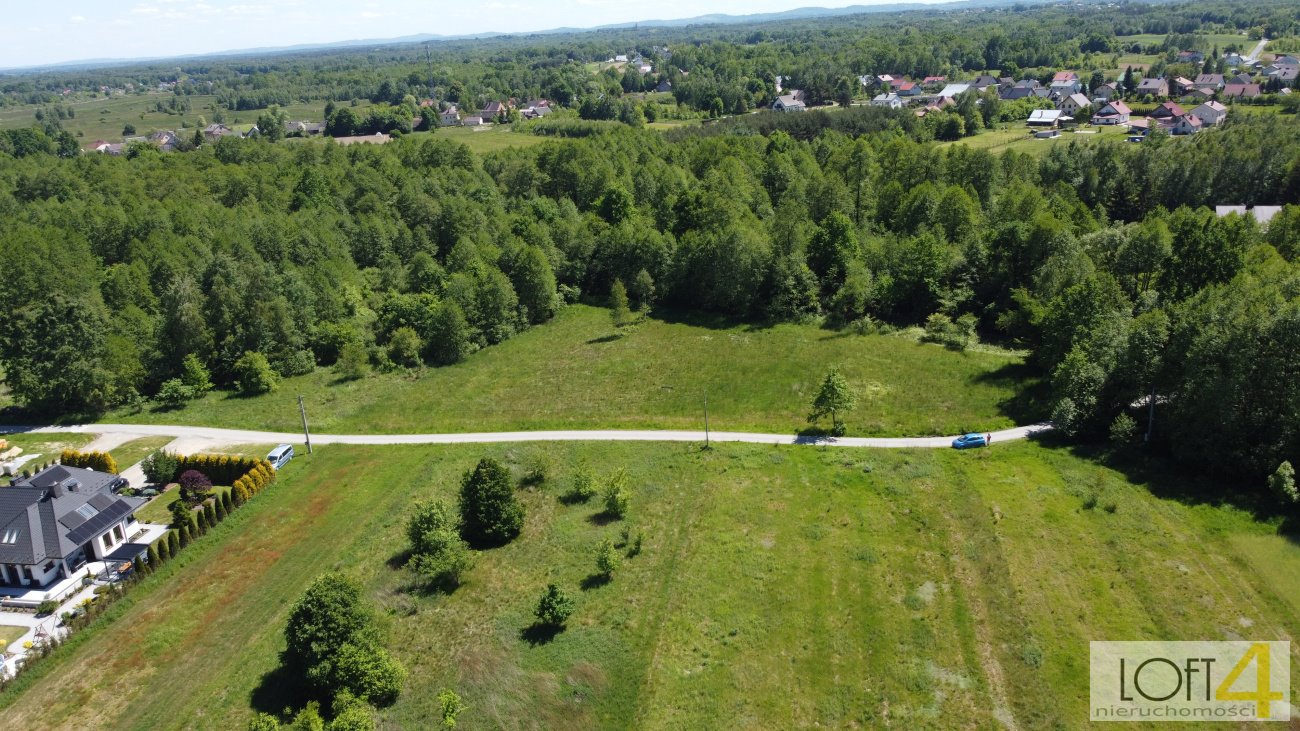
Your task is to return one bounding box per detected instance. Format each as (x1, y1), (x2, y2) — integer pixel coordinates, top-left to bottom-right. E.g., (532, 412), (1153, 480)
(70, 15), (86, 23)
(130, 6), (160, 15)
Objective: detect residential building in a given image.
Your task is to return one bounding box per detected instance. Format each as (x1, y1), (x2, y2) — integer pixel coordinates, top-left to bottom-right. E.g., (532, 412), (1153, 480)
(202, 123), (235, 141)
(1090, 100), (1131, 125)
(439, 109), (461, 126)
(896, 82), (920, 96)
(1223, 83), (1262, 99)
(1190, 101), (1228, 126)
(937, 83), (971, 99)
(870, 93), (903, 109)
(0, 465), (137, 588)
(1172, 76), (1196, 96)
(1177, 50), (1205, 64)
(1027, 109), (1067, 127)
(1135, 78), (1169, 98)
(970, 75), (999, 90)
(1170, 114), (1203, 135)
(921, 75), (946, 89)
(1094, 82), (1120, 101)
(1150, 101), (1186, 120)
(655, 80), (673, 93)
(1057, 92), (1091, 117)
(772, 93), (807, 112)
(1194, 73), (1225, 90)
(1183, 88), (1216, 103)
(480, 101), (508, 119)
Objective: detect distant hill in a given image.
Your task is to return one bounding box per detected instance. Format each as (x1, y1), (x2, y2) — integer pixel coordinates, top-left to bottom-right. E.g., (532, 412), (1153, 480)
(0, 0), (1034, 73)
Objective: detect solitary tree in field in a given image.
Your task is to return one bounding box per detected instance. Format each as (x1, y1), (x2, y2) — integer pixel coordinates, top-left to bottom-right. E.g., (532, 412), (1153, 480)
(609, 278), (631, 329)
(458, 458), (525, 547)
(808, 367), (858, 436)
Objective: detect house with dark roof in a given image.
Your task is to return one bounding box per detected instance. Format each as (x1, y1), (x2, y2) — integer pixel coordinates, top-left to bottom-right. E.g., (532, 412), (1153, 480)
(1135, 78), (1169, 98)
(1223, 83), (1262, 99)
(480, 101), (508, 119)
(0, 465), (138, 588)
(202, 123), (235, 142)
(1171, 114), (1203, 135)
(1150, 101), (1186, 120)
(1194, 74), (1225, 90)
(1177, 50), (1205, 64)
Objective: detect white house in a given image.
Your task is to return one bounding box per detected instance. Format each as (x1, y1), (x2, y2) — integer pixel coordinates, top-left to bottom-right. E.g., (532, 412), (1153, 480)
(870, 93), (903, 109)
(1027, 109), (1067, 127)
(772, 93), (807, 112)
(0, 465), (138, 588)
(1091, 100), (1131, 125)
(1190, 101), (1227, 126)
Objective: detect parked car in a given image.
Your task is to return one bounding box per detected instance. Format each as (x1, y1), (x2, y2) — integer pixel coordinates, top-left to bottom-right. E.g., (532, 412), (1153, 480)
(951, 433), (988, 449)
(267, 444), (295, 469)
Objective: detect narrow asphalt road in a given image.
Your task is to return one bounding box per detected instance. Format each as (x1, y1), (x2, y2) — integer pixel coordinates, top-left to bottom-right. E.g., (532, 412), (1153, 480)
(3, 423), (1052, 450)
(1245, 37), (1269, 62)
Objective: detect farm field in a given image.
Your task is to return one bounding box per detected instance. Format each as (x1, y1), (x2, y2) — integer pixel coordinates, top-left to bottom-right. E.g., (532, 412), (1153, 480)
(92, 304), (1041, 438)
(0, 440), (1294, 729)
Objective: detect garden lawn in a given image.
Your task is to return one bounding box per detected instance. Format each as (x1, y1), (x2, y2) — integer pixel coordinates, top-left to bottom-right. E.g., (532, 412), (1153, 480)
(0, 431), (93, 459)
(97, 305), (1039, 438)
(0, 441), (1295, 730)
(0, 626), (25, 648)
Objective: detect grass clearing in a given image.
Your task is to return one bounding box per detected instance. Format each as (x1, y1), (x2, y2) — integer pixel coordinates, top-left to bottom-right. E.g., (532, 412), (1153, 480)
(108, 437), (175, 471)
(0, 431), (93, 460)
(408, 125), (551, 154)
(0, 440), (1294, 730)
(95, 305), (1040, 438)
(0, 626), (25, 648)
(939, 124), (1133, 157)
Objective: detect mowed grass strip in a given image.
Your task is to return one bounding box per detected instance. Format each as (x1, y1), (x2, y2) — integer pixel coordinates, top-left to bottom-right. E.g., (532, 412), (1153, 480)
(101, 304), (1036, 438)
(1, 441), (1296, 730)
(108, 436), (176, 471)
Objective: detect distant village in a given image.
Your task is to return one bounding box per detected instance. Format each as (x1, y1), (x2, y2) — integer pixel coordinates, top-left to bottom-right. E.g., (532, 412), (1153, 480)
(774, 48), (1298, 141)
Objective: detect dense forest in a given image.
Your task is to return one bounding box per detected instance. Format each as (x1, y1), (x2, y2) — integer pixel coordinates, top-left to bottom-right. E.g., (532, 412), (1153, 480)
(3, 0), (1300, 496)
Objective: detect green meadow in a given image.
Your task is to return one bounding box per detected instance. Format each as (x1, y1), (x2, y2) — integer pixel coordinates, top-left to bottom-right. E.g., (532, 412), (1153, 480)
(96, 305), (1041, 438)
(0, 440), (1294, 730)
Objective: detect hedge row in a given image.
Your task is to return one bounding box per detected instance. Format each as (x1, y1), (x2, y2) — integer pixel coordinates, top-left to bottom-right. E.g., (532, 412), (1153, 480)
(59, 449), (119, 475)
(231, 462), (275, 504)
(171, 453), (274, 487)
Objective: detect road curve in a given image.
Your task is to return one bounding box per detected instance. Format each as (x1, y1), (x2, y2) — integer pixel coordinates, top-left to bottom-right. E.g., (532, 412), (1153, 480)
(3, 423), (1052, 450)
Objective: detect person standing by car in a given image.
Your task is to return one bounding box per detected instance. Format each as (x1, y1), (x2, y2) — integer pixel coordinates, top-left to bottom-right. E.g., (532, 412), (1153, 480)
(986, 433), (992, 446)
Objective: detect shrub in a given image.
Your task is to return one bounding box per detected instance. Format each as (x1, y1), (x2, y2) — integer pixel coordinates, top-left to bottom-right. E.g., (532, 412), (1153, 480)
(233, 351), (279, 395)
(178, 470), (213, 504)
(458, 458), (525, 547)
(595, 537), (620, 578)
(601, 469), (631, 519)
(157, 537), (171, 561)
(155, 378), (195, 407)
(36, 599), (58, 616)
(147, 543), (161, 568)
(168, 498), (190, 528)
(234, 482), (251, 505)
(1109, 412), (1137, 446)
(168, 530), (180, 555)
(247, 713), (281, 731)
(179, 353), (213, 396)
(178, 523), (191, 547)
(387, 326), (423, 368)
(335, 340), (371, 380)
(565, 459), (597, 502)
(221, 490), (233, 514)
(332, 640), (407, 706)
(205, 502), (218, 526)
(437, 689), (466, 729)
(142, 451), (180, 485)
(1268, 461), (1298, 505)
(406, 500), (474, 588)
(534, 583), (574, 627)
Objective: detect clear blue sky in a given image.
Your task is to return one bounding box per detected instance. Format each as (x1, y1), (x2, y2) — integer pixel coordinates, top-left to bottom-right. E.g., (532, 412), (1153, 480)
(1, 0), (881, 69)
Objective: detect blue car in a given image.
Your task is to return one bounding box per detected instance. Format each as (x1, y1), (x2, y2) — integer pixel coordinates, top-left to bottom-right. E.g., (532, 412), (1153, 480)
(951, 433), (988, 449)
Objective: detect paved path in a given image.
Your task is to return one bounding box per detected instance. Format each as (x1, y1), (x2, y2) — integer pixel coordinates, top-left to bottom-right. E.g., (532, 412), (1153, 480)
(3, 423), (1051, 451)
(1245, 37), (1269, 62)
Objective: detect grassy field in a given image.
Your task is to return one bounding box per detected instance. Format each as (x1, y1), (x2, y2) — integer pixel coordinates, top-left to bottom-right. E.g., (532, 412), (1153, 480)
(108, 437), (175, 471)
(1115, 33), (1250, 50)
(0, 93), (350, 144)
(0, 439), (1294, 729)
(93, 305), (1040, 438)
(938, 124), (1133, 156)
(411, 125), (551, 154)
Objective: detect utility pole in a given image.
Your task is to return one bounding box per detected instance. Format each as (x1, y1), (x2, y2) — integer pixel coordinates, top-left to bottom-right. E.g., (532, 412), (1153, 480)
(703, 389), (710, 449)
(298, 395), (313, 455)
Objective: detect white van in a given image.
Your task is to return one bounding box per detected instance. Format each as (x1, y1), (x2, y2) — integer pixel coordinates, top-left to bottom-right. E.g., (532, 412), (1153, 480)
(267, 444), (294, 469)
